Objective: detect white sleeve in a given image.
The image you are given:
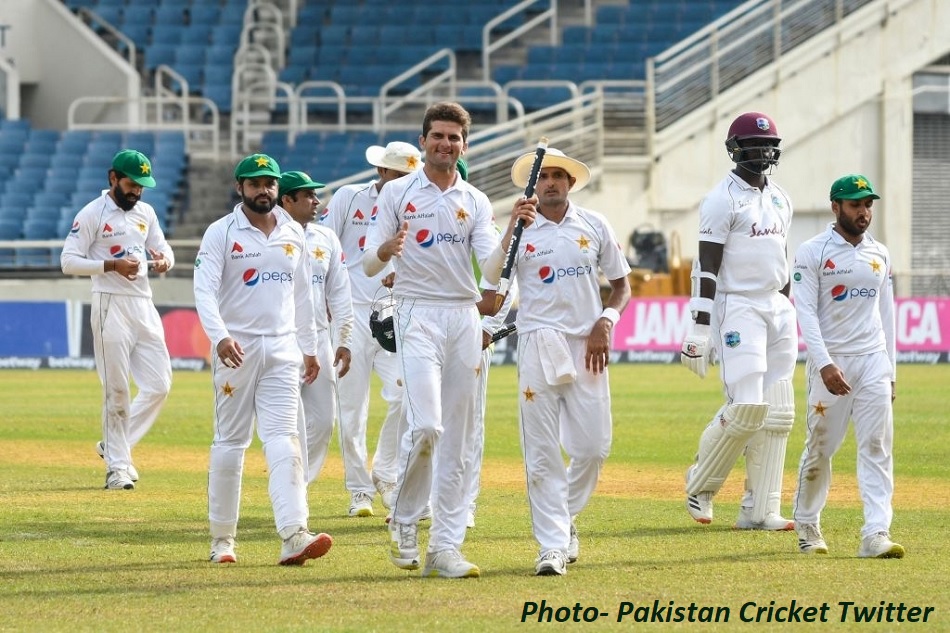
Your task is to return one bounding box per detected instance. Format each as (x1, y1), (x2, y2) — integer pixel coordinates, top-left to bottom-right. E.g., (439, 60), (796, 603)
(363, 183), (398, 276)
(294, 239), (319, 357)
(879, 248), (897, 379)
(320, 186), (353, 237)
(697, 195), (731, 245)
(193, 224), (230, 349)
(61, 208), (107, 276)
(470, 194), (501, 273)
(792, 242), (832, 371)
(597, 215), (632, 281)
(326, 233), (355, 349)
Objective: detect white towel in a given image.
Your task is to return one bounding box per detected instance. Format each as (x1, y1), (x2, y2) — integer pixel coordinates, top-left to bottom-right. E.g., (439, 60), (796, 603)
(537, 328), (576, 385)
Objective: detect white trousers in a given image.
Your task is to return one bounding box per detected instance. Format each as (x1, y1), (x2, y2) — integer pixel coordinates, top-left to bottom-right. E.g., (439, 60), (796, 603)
(208, 333), (309, 540)
(298, 328), (336, 483)
(391, 301), (481, 553)
(464, 346), (492, 510)
(794, 351), (895, 538)
(518, 331), (612, 556)
(91, 292), (171, 472)
(336, 302), (404, 495)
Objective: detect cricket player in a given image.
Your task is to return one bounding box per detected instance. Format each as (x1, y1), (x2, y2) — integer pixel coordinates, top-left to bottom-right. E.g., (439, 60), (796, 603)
(194, 153), (331, 566)
(278, 170), (354, 485)
(319, 141), (421, 517)
(61, 148), (173, 491)
(363, 102), (500, 578)
(680, 111), (797, 531)
(486, 148), (631, 576)
(792, 174), (903, 559)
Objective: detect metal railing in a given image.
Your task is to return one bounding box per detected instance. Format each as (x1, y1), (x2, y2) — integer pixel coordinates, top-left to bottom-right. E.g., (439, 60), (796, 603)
(481, 0), (558, 82)
(76, 7), (137, 71)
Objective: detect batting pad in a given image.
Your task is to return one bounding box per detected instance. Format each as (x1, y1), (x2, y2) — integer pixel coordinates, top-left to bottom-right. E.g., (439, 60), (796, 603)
(686, 402), (769, 496)
(747, 380), (795, 522)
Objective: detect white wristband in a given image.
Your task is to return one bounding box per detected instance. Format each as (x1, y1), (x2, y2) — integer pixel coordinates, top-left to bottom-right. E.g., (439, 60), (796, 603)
(600, 307), (620, 327)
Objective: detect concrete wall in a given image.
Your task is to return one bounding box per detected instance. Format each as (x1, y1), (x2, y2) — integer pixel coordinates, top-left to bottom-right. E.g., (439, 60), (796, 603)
(0, 0), (138, 128)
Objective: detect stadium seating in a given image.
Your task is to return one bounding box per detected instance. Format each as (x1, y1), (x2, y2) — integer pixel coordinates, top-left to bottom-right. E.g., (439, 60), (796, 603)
(0, 116), (189, 268)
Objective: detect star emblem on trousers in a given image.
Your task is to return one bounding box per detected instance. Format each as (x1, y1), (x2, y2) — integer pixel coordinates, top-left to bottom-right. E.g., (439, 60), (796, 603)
(523, 386), (535, 402)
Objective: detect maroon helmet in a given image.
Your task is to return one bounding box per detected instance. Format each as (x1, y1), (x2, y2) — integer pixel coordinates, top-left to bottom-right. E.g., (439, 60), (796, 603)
(725, 112), (781, 174)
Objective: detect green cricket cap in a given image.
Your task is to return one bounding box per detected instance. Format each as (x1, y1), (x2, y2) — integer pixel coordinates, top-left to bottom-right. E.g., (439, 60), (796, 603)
(234, 153), (281, 180)
(829, 174), (880, 201)
(112, 149), (156, 188)
(278, 171), (326, 199)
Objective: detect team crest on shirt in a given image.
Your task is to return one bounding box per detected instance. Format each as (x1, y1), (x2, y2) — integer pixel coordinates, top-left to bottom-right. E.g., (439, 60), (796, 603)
(312, 247), (326, 261)
(771, 195), (785, 209)
(283, 243), (296, 257)
(869, 259), (882, 274)
(576, 235), (591, 252)
(136, 222), (147, 235)
(456, 207), (468, 222)
(723, 331), (741, 348)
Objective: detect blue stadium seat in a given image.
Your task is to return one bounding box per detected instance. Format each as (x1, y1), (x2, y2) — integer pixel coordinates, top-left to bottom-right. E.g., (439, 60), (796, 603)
(22, 219), (59, 239)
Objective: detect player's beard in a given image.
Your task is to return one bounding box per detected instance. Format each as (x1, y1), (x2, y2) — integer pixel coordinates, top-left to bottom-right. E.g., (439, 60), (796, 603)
(243, 193), (276, 214)
(836, 214), (867, 239)
(113, 186), (139, 211)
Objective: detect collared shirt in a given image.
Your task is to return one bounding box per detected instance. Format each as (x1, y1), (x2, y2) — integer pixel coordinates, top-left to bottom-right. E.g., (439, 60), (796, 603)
(319, 180), (393, 305)
(364, 169), (499, 304)
(193, 204), (318, 355)
(698, 172), (793, 294)
(792, 223), (895, 376)
(513, 202), (630, 337)
(61, 189), (174, 298)
(304, 222), (354, 348)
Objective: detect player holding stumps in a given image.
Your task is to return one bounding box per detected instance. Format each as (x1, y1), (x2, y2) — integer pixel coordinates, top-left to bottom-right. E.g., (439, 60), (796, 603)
(61, 149), (173, 491)
(791, 174), (904, 559)
(680, 112), (797, 531)
(194, 154), (331, 566)
(485, 148), (631, 576)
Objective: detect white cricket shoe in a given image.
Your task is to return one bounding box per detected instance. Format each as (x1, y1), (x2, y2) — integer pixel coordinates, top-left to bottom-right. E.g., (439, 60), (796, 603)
(209, 537), (236, 564)
(535, 550), (567, 576)
(685, 464), (713, 524)
(422, 548), (480, 579)
(348, 491), (374, 517)
(279, 529), (333, 566)
(389, 521), (420, 570)
(104, 469), (135, 490)
(858, 531), (905, 559)
(796, 523), (829, 554)
(734, 507), (795, 531)
(97, 441), (138, 482)
(567, 520), (579, 563)
(374, 478), (397, 510)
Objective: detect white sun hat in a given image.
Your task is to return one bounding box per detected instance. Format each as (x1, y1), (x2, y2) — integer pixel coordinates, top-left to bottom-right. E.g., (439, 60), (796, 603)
(510, 147), (591, 192)
(365, 141), (423, 173)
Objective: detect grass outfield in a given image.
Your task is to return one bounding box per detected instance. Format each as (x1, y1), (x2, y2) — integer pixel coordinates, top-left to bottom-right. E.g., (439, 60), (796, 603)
(0, 364), (947, 632)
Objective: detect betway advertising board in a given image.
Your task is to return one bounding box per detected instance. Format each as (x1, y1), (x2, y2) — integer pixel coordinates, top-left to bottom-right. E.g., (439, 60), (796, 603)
(1, 298), (948, 369)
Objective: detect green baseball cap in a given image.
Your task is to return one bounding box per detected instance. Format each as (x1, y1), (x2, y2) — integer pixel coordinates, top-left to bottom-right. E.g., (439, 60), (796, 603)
(278, 171), (326, 199)
(829, 174), (880, 201)
(112, 149), (156, 188)
(234, 153), (280, 180)
(456, 157), (469, 182)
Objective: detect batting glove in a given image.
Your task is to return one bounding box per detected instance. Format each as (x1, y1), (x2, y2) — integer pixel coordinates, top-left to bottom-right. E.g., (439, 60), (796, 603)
(681, 323), (712, 378)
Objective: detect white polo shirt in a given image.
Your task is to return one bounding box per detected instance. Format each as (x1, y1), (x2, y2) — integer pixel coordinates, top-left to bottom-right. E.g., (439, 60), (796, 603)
(513, 202), (630, 337)
(61, 189), (174, 297)
(193, 205), (318, 355)
(792, 223), (895, 375)
(303, 221), (354, 347)
(319, 180), (393, 305)
(363, 169), (499, 304)
(698, 172), (793, 294)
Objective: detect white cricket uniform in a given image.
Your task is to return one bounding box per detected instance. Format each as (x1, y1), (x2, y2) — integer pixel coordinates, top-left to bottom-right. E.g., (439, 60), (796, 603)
(296, 221), (354, 484)
(792, 224), (897, 538)
(511, 203), (631, 556)
(61, 189), (173, 477)
(194, 205), (319, 541)
(363, 169), (499, 553)
(320, 181), (404, 495)
(699, 173), (798, 391)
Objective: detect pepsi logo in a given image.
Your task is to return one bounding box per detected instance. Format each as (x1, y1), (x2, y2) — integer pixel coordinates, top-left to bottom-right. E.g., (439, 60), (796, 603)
(831, 284), (848, 301)
(243, 269), (260, 286)
(416, 229), (434, 248)
(109, 245), (126, 258)
(70, 221), (80, 234)
(371, 206), (378, 221)
(358, 236), (366, 251)
(539, 266), (556, 284)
